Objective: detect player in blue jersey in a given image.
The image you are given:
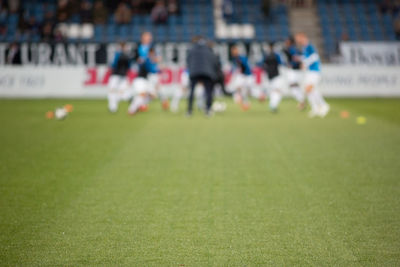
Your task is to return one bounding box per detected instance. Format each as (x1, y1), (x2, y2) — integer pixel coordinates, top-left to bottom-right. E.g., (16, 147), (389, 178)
(136, 31), (169, 110)
(128, 47), (160, 115)
(228, 45), (254, 110)
(108, 42), (132, 113)
(283, 36), (306, 110)
(295, 33), (330, 118)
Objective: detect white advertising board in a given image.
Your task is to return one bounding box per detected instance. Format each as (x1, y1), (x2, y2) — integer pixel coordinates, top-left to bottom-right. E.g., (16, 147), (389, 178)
(339, 42), (400, 65)
(0, 65), (399, 98)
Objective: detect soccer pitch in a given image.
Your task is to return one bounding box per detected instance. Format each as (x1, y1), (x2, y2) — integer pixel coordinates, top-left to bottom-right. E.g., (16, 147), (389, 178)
(0, 98), (399, 266)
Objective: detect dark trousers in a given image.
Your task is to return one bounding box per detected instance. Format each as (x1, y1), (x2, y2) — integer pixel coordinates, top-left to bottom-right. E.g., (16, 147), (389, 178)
(188, 75), (214, 113)
(215, 76), (232, 96)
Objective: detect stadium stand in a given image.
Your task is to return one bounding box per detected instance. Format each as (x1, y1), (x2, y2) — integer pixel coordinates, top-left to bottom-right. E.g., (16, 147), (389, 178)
(317, 0), (398, 57)
(226, 0), (290, 42)
(0, 0), (399, 60)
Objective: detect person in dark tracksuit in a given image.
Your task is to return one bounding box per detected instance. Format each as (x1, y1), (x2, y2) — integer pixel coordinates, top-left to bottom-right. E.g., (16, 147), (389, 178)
(186, 37), (218, 116)
(258, 42), (284, 113)
(207, 41), (231, 97)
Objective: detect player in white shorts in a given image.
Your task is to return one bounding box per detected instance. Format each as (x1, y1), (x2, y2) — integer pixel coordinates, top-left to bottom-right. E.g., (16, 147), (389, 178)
(128, 55), (154, 115)
(228, 45), (254, 111)
(108, 42), (132, 113)
(283, 36), (305, 110)
(295, 33), (329, 118)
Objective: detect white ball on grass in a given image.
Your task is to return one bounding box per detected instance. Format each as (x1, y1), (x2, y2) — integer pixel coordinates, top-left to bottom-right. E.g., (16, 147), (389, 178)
(55, 107), (68, 120)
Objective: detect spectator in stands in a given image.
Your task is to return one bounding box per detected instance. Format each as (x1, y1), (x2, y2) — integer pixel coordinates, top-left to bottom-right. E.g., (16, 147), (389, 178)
(93, 0), (108, 24)
(335, 33), (349, 55)
(43, 10), (56, 25)
(57, 0), (71, 22)
(0, 1), (7, 37)
(0, 0), (8, 24)
(54, 27), (65, 42)
(379, 0), (400, 16)
(262, 0), (270, 17)
(151, 0), (168, 24)
(395, 17), (400, 40)
(79, 0), (93, 23)
(394, 0), (400, 17)
(7, 0), (18, 13)
(7, 42), (21, 65)
(222, 0), (234, 19)
(167, 0), (179, 15)
(114, 2), (132, 24)
(41, 22), (54, 41)
(24, 16), (41, 36)
(142, 0), (156, 14)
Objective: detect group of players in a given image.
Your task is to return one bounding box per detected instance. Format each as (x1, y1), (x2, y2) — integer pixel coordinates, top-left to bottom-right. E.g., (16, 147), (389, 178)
(107, 31), (330, 118)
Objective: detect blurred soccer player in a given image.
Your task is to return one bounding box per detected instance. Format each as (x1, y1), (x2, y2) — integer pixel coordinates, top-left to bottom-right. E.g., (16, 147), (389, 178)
(258, 42), (284, 113)
(283, 36), (305, 110)
(229, 45), (253, 110)
(186, 36), (218, 116)
(295, 33), (330, 118)
(108, 42), (132, 113)
(137, 31), (168, 109)
(128, 49), (153, 115)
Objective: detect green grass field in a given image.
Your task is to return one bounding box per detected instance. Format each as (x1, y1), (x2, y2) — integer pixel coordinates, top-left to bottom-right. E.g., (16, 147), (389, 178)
(0, 98), (399, 266)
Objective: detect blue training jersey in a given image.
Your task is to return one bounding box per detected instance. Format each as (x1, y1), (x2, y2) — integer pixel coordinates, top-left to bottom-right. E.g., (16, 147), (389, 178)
(302, 43), (320, 72)
(111, 51), (131, 76)
(286, 45), (301, 69)
(232, 55), (252, 75)
(143, 57), (159, 74)
(138, 44), (151, 59)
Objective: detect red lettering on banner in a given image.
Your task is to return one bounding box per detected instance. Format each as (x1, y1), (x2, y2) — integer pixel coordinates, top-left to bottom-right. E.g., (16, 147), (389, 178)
(127, 70), (137, 84)
(253, 67), (263, 84)
(84, 68), (97, 85)
(160, 68), (173, 84)
(101, 69), (112, 85)
(83, 67), (264, 86)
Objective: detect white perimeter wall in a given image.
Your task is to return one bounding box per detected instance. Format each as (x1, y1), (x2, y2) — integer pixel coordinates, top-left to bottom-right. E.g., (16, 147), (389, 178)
(0, 65), (399, 98)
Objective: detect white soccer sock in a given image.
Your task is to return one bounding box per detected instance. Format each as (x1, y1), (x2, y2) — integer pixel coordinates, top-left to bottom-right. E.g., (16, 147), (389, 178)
(241, 87), (250, 104)
(108, 90), (119, 112)
(313, 89), (327, 106)
(120, 88), (132, 101)
(307, 90), (320, 112)
(269, 90), (282, 109)
(290, 86), (305, 103)
(128, 95), (146, 114)
(171, 88), (183, 112)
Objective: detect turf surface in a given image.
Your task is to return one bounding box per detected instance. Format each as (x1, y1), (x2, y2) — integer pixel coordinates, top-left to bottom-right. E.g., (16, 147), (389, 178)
(0, 98), (399, 266)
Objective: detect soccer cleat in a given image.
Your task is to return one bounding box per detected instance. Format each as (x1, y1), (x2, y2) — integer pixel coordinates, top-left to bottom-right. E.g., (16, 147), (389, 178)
(233, 93), (242, 104)
(308, 109), (319, 118)
(258, 93), (266, 102)
(139, 105), (149, 112)
(270, 107), (278, 114)
(162, 100), (170, 110)
(297, 102), (306, 111)
(205, 109), (214, 117)
(318, 104), (330, 118)
(241, 102), (250, 111)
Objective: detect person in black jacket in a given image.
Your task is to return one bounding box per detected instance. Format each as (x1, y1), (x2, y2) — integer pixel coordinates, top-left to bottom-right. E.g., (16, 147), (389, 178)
(7, 43), (22, 65)
(186, 36), (218, 116)
(208, 41), (231, 97)
(258, 42), (284, 113)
